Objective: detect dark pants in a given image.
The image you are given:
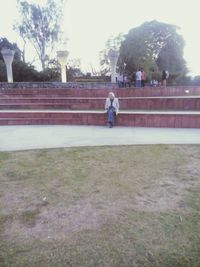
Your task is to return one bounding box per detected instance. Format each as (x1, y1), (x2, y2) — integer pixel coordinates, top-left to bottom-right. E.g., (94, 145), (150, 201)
(125, 81), (131, 87)
(142, 80), (145, 87)
(118, 81), (124, 88)
(107, 107), (116, 126)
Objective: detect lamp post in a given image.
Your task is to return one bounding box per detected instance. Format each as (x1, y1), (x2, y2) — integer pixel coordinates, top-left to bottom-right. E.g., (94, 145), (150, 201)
(1, 48), (15, 83)
(108, 49), (119, 83)
(57, 50), (69, 83)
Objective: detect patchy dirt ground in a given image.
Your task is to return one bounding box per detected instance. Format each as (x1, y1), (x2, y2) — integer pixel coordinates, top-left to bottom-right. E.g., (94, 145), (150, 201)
(0, 145), (200, 267)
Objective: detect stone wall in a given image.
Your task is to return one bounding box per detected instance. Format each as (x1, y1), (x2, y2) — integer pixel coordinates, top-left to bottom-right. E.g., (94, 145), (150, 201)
(0, 82), (118, 89)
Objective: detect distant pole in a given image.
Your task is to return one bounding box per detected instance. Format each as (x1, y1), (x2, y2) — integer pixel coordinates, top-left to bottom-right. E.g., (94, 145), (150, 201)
(1, 48), (15, 83)
(108, 49), (119, 83)
(57, 50), (69, 83)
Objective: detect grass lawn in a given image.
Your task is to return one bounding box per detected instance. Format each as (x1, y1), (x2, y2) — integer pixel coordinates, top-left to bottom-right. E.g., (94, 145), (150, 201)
(0, 145), (200, 267)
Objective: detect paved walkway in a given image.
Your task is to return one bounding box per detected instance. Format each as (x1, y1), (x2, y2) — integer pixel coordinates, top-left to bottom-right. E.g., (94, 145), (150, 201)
(0, 125), (200, 151)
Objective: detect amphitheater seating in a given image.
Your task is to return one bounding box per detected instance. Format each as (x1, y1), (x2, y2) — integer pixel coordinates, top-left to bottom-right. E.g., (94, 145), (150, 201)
(0, 86), (200, 128)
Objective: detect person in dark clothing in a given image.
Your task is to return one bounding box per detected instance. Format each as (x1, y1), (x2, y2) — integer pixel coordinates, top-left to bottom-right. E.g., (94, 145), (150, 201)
(141, 68), (146, 87)
(162, 70), (169, 87)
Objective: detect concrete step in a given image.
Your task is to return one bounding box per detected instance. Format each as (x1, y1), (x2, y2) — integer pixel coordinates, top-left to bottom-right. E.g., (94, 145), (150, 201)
(0, 87), (200, 98)
(0, 110), (199, 128)
(0, 96), (200, 110)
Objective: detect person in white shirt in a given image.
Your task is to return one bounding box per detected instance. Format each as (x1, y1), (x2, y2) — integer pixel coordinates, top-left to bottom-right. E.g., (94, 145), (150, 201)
(135, 69), (142, 87)
(117, 73), (124, 87)
(105, 92), (119, 128)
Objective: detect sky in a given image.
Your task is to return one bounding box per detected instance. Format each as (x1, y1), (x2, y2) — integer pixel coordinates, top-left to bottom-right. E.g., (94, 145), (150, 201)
(0, 0), (200, 76)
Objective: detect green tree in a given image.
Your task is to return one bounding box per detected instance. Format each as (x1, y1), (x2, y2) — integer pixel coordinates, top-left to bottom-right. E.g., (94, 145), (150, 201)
(66, 58), (83, 81)
(15, 0), (65, 70)
(119, 20), (187, 82)
(0, 60), (6, 81)
(156, 34), (187, 77)
(13, 61), (39, 81)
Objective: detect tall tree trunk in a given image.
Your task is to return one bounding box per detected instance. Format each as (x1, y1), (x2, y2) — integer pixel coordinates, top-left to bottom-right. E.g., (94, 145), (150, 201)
(41, 41), (46, 70)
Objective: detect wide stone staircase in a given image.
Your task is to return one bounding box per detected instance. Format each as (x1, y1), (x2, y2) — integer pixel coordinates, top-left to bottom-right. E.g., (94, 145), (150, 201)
(0, 86), (200, 127)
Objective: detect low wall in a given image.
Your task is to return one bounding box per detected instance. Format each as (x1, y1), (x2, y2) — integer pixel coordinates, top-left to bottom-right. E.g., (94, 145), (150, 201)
(0, 82), (118, 89)
(1, 86), (200, 97)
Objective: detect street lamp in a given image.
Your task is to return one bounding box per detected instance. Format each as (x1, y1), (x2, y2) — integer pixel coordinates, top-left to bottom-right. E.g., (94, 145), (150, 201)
(1, 48), (15, 83)
(57, 50), (69, 83)
(108, 49), (119, 83)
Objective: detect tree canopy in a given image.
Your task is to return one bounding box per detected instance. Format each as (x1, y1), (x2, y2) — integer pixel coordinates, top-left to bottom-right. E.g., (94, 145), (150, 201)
(15, 0), (65, 70)
(100, 21), (188, 83)
(119, 20), (187, 81)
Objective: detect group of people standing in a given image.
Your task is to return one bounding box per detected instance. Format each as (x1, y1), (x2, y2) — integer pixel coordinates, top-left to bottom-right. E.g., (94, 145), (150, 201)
(135, 68), (146, 87)
(116, 73), (131, 88)
(116, 68), (146, 88)
(116, 69), (169, 88)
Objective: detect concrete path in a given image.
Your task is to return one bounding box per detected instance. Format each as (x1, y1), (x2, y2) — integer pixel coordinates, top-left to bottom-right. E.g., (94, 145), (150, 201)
(0, 125), (200, 152)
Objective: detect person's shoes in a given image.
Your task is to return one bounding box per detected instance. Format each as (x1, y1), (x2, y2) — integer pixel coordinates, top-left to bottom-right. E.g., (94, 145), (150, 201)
(109, 122), (113, 128)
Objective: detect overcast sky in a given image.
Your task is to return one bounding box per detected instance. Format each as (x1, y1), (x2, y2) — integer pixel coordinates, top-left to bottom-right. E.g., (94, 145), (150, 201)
(0, 0), (200, 76)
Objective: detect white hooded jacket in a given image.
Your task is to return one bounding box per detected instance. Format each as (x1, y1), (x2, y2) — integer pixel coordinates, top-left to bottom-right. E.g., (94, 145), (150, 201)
(105, 97), (119, 113)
